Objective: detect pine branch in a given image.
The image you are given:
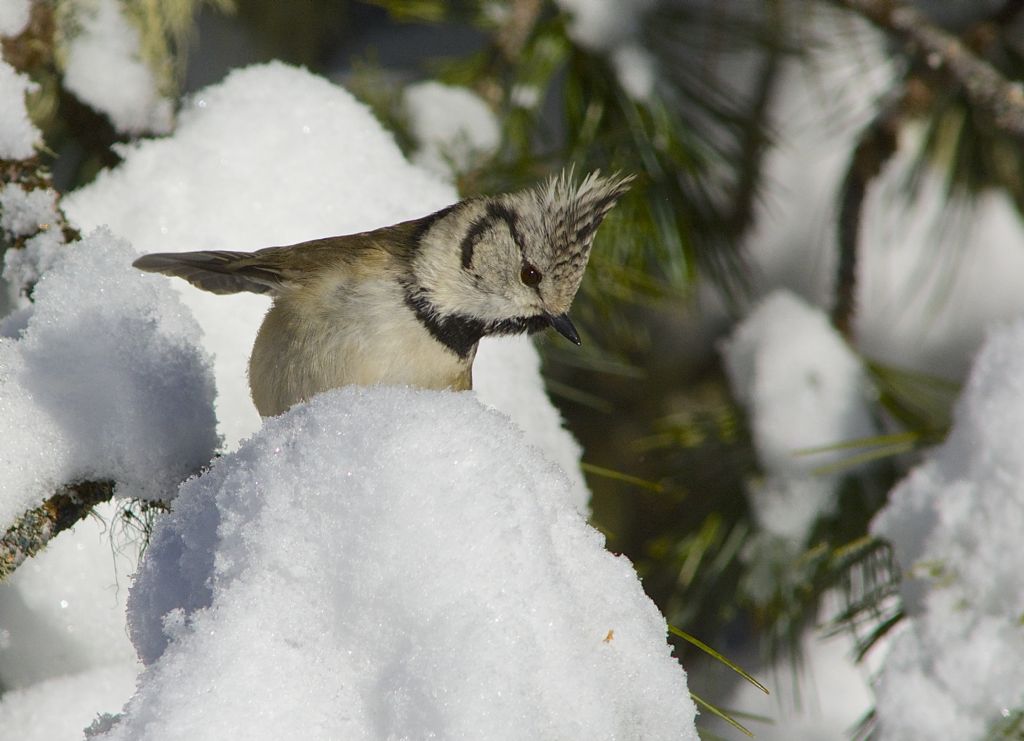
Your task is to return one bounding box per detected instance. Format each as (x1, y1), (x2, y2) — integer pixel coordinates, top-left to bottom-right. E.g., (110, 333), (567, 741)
(0, 480), (115, 581)
(835, 0), (1024, 139)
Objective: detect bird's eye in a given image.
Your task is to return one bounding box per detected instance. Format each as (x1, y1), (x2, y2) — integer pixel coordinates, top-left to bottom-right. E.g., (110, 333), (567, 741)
(520, 262), (542, 288)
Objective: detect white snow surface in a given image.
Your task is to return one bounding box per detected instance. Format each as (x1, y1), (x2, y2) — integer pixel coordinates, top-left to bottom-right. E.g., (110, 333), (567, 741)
(474, 334), (589, 510)
(0, 497), (142, 740)
(721, 290), (877, 541)
(99, 387), (697, 741)
(0, 663), (138, 741)
(0, 0), (31, 38)
(871, 318), (1024, 740)
(62, 0), (172, 135)
(403, 81), (500, 179)
(0, 184), (67, 304)
(0, 501), (140, 690)
(0, 229), (219, 525)
(0, 58), (40, 160)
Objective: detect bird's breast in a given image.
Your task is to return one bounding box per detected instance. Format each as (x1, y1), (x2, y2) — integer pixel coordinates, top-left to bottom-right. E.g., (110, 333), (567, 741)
(248, 278), (474, 416)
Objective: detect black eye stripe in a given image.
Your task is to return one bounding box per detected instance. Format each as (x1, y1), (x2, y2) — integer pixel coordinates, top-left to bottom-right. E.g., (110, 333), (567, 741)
(459, 216), (491, 270)
(460, 202), (528, 271)
(486, 202), (526, 254)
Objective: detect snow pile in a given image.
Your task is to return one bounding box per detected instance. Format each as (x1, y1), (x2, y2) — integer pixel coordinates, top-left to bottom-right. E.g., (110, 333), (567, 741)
(721, 290), (878, 542)
(0, 229), (219, 525)
(554, 0), (657, 99)
(0, 0), (31, 38)
(0, 58), (40, 160)
(95, 387), (697, 740)
(62, 0), (172, 134)
(0, 502), (139, 688)
(871, 319), (1024, 740)
(0, 0), (35, 161)
(403, 81), (500, 179)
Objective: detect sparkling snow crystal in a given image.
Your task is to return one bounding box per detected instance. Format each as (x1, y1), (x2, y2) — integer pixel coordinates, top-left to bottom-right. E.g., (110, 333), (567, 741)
(0, 229), (219, 525)
(871, 319), (1024, 740)
(101, 387), (697, 741)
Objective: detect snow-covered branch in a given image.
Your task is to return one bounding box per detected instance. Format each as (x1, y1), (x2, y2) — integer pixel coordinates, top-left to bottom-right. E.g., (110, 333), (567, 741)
(0, 480), (114, 581)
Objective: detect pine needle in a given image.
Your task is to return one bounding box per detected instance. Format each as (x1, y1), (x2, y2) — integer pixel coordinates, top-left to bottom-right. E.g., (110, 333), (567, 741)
(669, 625), (769, 695)
(581, 462), (665, 492)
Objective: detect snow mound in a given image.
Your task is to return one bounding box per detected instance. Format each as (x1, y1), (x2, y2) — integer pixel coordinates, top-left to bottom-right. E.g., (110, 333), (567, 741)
(104, 386), (697, 741)
(872, 318), (1024, 740)
(0, 229), (219, 524)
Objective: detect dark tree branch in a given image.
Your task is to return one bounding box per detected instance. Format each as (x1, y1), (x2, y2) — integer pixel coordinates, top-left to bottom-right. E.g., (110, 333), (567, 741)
(1, 481), (115, 581)
(835, 0), (1024, 139)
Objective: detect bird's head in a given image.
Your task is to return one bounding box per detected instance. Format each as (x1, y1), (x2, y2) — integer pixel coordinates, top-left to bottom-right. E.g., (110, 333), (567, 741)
(409, 169), (634, 345)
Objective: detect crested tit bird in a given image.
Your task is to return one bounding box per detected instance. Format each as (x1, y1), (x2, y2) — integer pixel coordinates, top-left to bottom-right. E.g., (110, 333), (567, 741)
(133, 170), (632, 416)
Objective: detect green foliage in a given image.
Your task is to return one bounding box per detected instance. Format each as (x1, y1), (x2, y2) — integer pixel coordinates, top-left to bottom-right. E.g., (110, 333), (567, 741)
(988, 709), (1024, 740)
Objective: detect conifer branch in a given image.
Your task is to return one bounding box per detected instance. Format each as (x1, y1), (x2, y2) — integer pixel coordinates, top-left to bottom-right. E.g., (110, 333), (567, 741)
(835, 0), (1024, 139)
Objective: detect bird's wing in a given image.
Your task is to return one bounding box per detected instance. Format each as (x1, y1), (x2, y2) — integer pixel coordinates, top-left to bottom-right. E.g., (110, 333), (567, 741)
(132, 225), (415, 296)
(132, 250), (292, 295)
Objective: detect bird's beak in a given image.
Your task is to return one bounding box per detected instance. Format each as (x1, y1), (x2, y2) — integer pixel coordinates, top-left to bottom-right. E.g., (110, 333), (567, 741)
(548, 313), (581, 346)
